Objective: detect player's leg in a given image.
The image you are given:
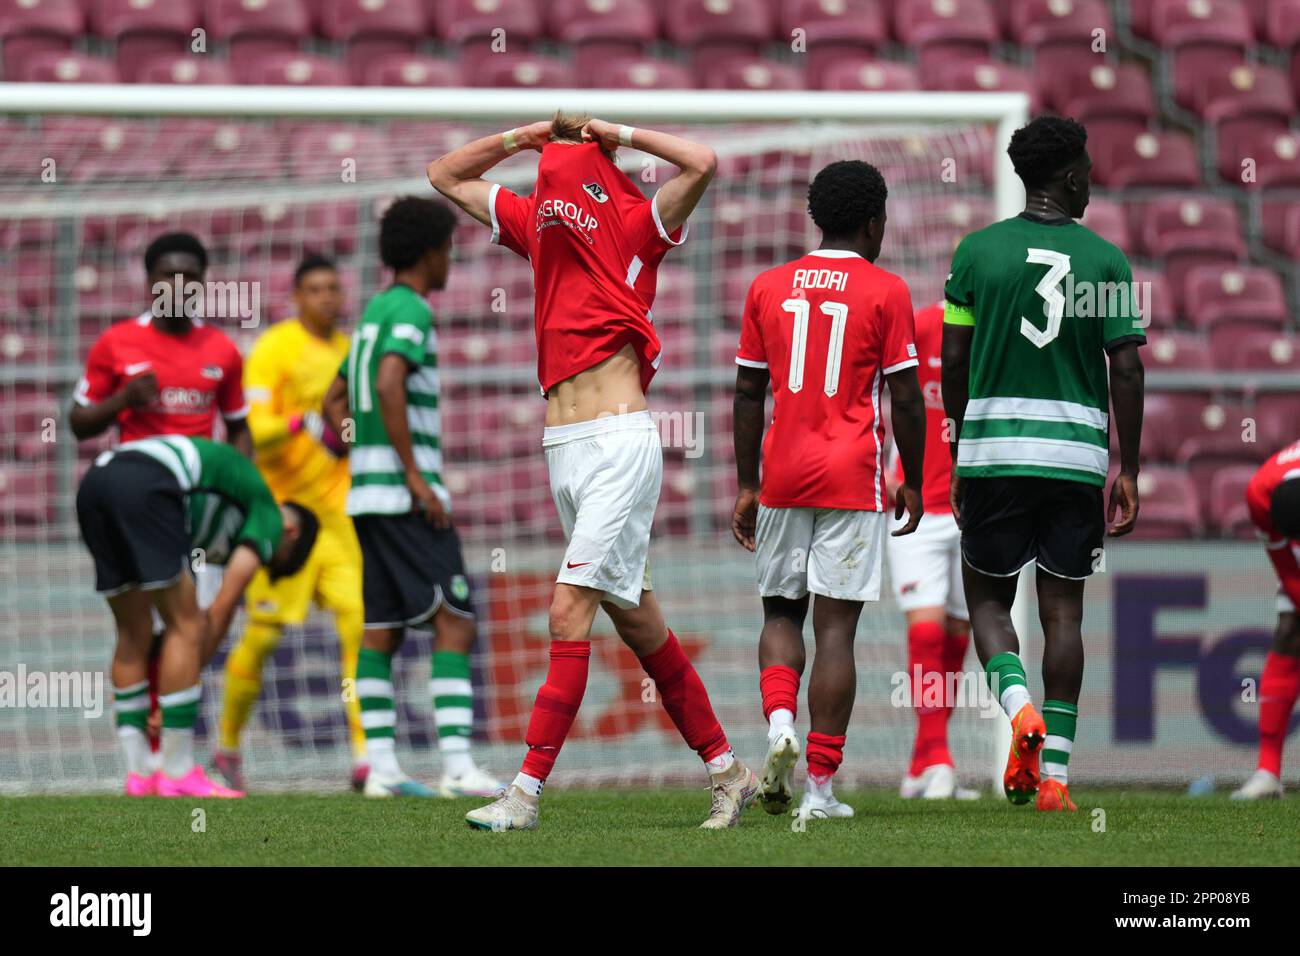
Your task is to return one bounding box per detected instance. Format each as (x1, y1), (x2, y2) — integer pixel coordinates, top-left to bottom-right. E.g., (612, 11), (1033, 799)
(959, 476), (1046, 805)
(215, 607), (282, 791)
(356, 624), (436, 797)
(105, 588), (158, 795)
(1234, 604), (1299, 800)
(799, 594), (863, 818)
(603, 589), (757, 829)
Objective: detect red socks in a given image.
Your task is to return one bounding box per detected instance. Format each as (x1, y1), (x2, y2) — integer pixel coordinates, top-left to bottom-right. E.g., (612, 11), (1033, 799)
(907, 620), (952, 776)
(1258, 652), (1300, 775)
(520, 640), (591, 781)
(760, 664), (800, 721)
(807, 732), (846, 783)
(640, 630), (730, 762)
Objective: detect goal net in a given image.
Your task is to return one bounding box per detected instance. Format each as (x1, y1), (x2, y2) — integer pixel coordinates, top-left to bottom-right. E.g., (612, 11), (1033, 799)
(0, 87), (1045, 793)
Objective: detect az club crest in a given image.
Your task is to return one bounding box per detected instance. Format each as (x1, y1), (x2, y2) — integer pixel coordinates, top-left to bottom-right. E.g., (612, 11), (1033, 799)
(582, 181), (610, 203)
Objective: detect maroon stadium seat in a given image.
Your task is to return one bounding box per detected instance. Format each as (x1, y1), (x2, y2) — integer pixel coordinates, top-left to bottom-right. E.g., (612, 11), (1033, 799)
(1182, 264), (1287, 338)
(1009, 0), (1112, 44)
(88, 0), (200, 82)
(173, 121), (287, 181)
(1051, 62), (1156, 125)
(1079, 197), (1130, 252)
(664, 0), (774, 48)
(1145, 330), (1213, 374)
(1218, 125), (1300, 187)
(1254, 394), (1300, 446)
(288, 124), (396, 180)
(205, 0), (308, 72)
(1136, 194), (1244, 260)
(1261, 199), (1300, 256)
(1196, 63), (1294, 124)
(1130, 267), (1176, 331)
(1171, 46), (1250, 113)
(0, 0), (82, 78)
(36, 116), (177, 181)
(233, 51), (349, 85)
(925, 58), (1038, 110)
(1092, 130), (1200, 188)
(818, 58), (919, 91)
(1207, 463), (1259, 539)
(893, 0), (998, 46)
(1149, 0), (1254, 45)
(16, 48), (117, 82)
(318, 0), (427, 83)
(1218, 331), (1300, 372)
(132, 52), (234, 84)
(0, 462), (59, 542)
(470, 52), (574, 88)
(697, 54), (806, 91)
(432, 0), (542, 44)
(1128, 466), (1204, 540)
(579, 56), (693, 90)
(1265, 0), (1300, 45)
(1176, 399), (1272, 509)
(779, 0), (886, 87)
(547, 0), (659, 46)
(362, 54), (461, 87)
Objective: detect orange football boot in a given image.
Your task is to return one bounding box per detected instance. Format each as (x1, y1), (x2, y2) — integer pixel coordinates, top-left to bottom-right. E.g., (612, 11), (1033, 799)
(1036, 779), (1078, 811)
(1003, 702), (1046, 805)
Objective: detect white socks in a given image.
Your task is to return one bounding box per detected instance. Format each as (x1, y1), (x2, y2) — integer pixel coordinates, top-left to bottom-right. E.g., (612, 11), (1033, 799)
(1000, 683), (1033, 720)
(366, 737), (402, 779)
(767, 708), (795, 744)
(705, 749), (736, 775)
(512, 772), (544, 798)
(118, 726), (152, 776)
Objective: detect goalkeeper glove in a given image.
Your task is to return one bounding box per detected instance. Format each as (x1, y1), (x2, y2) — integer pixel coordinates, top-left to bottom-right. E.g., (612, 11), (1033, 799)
(290, 410), (348, 457)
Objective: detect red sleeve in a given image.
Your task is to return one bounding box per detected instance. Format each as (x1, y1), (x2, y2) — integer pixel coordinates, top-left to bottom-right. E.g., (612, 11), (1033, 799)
(1249, 466), (1300, 608)
(490, 184), (532, 259)
(735, 280), (767, 369)
(218, 339), (248, 420)
(74, 332), (119, 406)
(880, 278), (919, 374)
(627, 194), (687, 263)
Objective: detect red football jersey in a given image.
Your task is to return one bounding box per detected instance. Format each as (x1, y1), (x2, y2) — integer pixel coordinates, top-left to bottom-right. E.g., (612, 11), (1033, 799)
(737, 249), (918, 511)
(73, 313), (248, 443)
(892, 302), (952, 513)
(1247, 439), (1300, 607)
(489, 141), (685, 396)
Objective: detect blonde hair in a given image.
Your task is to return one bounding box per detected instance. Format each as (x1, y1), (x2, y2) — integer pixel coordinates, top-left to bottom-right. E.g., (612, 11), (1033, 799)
(550, 110), (590, 144)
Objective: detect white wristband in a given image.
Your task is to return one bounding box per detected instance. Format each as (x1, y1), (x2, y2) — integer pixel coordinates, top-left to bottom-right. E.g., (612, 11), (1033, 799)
(502, 129), (519, 154)
(618, 125), (636, 147)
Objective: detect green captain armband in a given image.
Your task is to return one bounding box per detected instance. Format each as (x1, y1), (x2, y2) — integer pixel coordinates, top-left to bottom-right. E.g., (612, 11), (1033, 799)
(944, 301), (976, 327)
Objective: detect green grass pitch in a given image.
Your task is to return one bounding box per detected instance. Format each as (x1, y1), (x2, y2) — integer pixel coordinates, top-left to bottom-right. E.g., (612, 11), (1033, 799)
(4, 790), (1298, 867)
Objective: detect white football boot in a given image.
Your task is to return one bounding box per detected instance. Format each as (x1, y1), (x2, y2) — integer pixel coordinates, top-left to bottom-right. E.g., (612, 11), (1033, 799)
(1231, 769), (1284, 801)
(796, 789), (855, 819)
(439, 766), (505, 798)
(900, 763), (956, 799)
(465, 785), (540, 831)
(700, 761), (760, 829)
(759, 728), (801, 815)
(364, 773), (436, 798)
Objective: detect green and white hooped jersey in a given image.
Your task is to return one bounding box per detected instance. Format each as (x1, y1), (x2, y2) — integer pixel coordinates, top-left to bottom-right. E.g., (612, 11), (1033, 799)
(944, 214), (1145, 486)
(341, 283), (449, 516)
(111, 434), (282, 565)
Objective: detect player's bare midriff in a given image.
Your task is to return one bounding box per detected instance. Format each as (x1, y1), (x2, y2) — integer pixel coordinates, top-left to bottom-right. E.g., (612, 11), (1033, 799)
(544, 343), (648, 427)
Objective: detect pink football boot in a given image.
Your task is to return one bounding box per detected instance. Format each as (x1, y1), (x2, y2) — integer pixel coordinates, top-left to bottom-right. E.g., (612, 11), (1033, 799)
(125, 772), (157, 797)
(156, 765), (245, 798)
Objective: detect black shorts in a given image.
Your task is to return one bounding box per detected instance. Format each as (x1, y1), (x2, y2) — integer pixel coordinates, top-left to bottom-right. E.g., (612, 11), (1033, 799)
(958, 476), (1104, 580)
(76, 451), (189, 596)
(354, 513), (475, 628)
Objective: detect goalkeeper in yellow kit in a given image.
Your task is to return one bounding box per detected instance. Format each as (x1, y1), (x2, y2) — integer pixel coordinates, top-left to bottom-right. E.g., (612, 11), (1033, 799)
(214, 255), (369, 791)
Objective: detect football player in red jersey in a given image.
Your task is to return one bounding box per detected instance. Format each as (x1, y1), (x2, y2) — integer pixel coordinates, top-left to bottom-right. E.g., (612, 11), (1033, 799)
(430, 113), (758, 831)
(1233, 439), (1300, 800)
(70, 231), (250, 453)
(732, 160), (926, 820)
(885, 302), (974, 800)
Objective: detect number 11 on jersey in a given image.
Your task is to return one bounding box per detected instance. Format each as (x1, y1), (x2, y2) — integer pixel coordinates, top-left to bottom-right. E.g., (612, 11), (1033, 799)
(782, 298), (849, 397)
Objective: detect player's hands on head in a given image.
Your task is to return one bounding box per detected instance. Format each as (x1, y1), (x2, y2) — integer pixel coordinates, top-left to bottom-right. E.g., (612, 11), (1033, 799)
(517, 120), (554, 152)
(580, 119), (622, 152)
(408, 471), (450, 530)
(122, 371), (159, 408)
(891, 483), (923, 536)
(1107, 470), (1139, 537)
(731, 487), (759, 552)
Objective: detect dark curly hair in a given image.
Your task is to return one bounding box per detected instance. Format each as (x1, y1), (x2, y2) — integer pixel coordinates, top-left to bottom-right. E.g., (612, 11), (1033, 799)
(1272, 477), (1300, 540)
(144, 231), (208, 275)
(807, 160), (888, 238)
(379, 196), (456, 271)
(1007, 116), (1088, 189)
(294, 253), (336, 286)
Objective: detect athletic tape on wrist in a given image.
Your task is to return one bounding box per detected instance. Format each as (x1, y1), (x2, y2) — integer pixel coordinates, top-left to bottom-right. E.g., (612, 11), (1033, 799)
(618, 125), (636, 147)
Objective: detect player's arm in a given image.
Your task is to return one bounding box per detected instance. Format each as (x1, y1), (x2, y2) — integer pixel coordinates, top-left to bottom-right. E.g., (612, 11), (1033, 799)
(1107, 341), (1144, 536)
(322, 373), (350, 442)
(243, 333), (293, 450)
(375, 354), (447, 528)
(732, 364), (770, 551)
(940, 306), (973, 521)
(582, 120), (717, 234)
(201, 544), (262, 665)
(887, 366), (925, 536)
(426, 120), (554, 225)
(68, 337), (158, 439)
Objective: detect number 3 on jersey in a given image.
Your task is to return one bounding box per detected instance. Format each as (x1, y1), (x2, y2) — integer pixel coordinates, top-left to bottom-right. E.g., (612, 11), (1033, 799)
(1020, 248), (1071, 349)
(781, 298), (849, 396)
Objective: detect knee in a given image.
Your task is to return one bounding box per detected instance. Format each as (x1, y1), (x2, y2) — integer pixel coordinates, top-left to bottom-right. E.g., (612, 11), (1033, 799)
(549, 592), (585, 642)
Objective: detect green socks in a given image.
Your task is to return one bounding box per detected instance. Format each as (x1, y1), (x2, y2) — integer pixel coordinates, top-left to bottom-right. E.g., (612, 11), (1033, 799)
(1042, 699), (1079, 784)
(985, 651), (1032, 719)
(357, 648), (400, 778)
(431, 650), (475, 777)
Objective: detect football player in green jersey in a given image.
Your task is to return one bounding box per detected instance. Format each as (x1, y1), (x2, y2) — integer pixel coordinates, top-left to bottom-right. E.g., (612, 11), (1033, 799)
(941, 116), (1145, 811)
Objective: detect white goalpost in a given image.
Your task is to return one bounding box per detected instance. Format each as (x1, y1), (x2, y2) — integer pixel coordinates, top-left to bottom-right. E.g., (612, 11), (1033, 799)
(0, 85), (1029, 794)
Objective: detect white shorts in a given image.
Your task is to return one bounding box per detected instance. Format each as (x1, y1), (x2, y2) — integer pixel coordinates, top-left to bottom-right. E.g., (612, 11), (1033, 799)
(885, 510), (968, 620)
(755, 505), (885, 602)
(544, 410), (660, 610)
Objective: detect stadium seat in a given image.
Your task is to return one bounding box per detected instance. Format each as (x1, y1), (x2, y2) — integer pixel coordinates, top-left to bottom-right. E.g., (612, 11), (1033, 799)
(580, 56), (693, 90)
(1262, 198), (1300, 256)
(0, 0), (82, 79)
(1182, 264), (1288, 339)
(1148, 0), (1254, 46)
(1050, 62), (1157, 125)
(1091, 130), (1200, 188)
(205, 0), (308, 73)
(1195, 63), (1294, 124)
(924, 58), (1038, 110)
(233, 51), (349, 85)
(547, 0), (658, 48)
(431, 0), (543, 44)
(37, 117), (179, 182)
(1136, 195), (1244, 261)
(173, 121), (287, 181)
(1129, 267), (1176, 330)
(1207, 463), (1259, 539)
(1218, 125), (1300, 187)
(16, 49), (117, 82)
(1265, 0), (1300, 45)
(818, 58), (919, 91)
(88, 0), (200, 82)
(1176, 399), (1272, 509)
(1218, 331), (1300, 372)
(132, 53), (234, 84)
(1144, 330), (1213, 374)
(0, 462), (59, 543)
(1253, 393), (1300, 445)
(469, 52), (574, 88)
(1127, 466), (1204, 539)
(1008, 0), (1113, 45)
(664, 0), (774, 50)
(697, 55), (806, 91)
(778, 0), (887, 88)
(893, 0), (998, 70)
(288, 124), (397, 181)
(361, 54), (461, 87)
(1079, 197), (1130, 252)
(318, 0), (428, 83)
